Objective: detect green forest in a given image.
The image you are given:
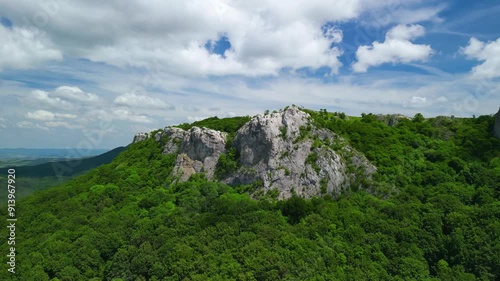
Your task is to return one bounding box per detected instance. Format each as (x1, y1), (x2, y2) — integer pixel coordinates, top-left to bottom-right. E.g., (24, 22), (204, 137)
(1, 108), (499, 280)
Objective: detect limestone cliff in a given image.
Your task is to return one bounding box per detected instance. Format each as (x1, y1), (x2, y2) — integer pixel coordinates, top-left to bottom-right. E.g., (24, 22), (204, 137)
(134, 106), (376, 199)
(224, 106), (376, 199)
(156, 126), (227, 181)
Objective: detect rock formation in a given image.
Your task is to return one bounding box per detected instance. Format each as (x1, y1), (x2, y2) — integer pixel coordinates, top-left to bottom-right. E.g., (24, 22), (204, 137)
(224, 106), (376, 199)
(135, 106), (376, 199)
(132, 132), (148, 143)
(157, 126), (227, 181)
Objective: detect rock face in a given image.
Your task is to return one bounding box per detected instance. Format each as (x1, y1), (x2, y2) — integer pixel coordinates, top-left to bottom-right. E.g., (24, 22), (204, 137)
(132, 133), (149, 143)
(139, 106), (376, 199)
(158, 127), (227, 181)
(223, 106), (376, 199)
(495, 107), (500, 139)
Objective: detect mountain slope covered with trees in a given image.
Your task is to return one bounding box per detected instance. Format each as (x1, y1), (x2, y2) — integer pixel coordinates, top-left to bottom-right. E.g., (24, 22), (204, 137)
(1, 107), (499, 280)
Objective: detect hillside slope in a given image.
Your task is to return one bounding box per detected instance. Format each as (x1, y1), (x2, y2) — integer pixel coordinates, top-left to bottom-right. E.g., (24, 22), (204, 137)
(0, 107), (499, 280)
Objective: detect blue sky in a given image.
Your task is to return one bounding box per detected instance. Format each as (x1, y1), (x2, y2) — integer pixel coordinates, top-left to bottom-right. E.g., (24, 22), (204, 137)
(0, 0), (499, 149)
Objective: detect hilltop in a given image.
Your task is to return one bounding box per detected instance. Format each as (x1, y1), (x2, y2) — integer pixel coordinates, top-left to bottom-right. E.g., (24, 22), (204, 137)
(0, 106), (499, 280)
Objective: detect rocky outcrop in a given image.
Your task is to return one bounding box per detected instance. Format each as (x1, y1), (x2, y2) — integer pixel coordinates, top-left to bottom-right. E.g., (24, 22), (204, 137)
(495, 107), (500, 139)
(224, 106), (376, 199)
(132, 132), (149, 143)
(157, 126), (227, 181)
(161, 127), (187, 154)
(139, 106), (376, 199)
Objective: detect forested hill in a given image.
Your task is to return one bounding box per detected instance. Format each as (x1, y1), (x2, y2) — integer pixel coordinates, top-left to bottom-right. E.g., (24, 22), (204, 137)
(0, 146), (126, 178)
(1, 107), (499, 280)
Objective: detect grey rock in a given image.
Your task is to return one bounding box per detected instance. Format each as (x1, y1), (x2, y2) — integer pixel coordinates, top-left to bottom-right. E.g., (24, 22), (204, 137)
(167, 126), (227, 181)
(224, 106), (376, 199)
(171, 153), (204, 182)
(132, 132), (148, 143)
(162, 127), (187, 155)
(154, 131), (163, 142)
(134, 105), (376, 200)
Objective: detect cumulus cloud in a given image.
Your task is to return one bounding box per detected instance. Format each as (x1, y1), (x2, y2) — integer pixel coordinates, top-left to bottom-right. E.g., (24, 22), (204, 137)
(111, 109), (154, 124)
(28, 90), (73, 110)
(23, 86), (100, 111)
(353, 24), (433, 72)
(461, 37), (500, 79)
(0, 25), (62, 71)
(52, 86), (100, 104)
(26, 110), (55, 121)
(26, 110), (77, 121)
(1, 0), (428, 76)
(114, 93), (175, 110)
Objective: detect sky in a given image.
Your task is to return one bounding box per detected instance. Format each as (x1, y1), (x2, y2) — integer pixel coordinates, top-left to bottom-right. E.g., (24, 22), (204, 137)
(0, 0), (499, 149)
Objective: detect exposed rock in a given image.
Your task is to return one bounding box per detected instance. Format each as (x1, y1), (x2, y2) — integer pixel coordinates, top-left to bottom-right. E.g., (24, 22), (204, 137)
(161, 127), (187, 155)
(495, 107), (500, 139)
(376, 114), (409, 127)
(163, 126), (227, 181)
(132, 132), (148, 143)
(171, 153), (203, 182)
(136, 105), (376, 200)
(224, 106), (376, 199)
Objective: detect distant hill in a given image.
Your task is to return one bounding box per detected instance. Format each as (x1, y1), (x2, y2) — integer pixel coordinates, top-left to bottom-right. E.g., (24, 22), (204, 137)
(0, 146), (126, 178)
(0, 148), (109, 159)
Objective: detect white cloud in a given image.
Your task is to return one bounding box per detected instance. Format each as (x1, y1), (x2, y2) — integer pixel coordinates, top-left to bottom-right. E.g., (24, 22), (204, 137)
(411, 96), (428, 104)
(353, 24), (433, 72)
(16, 121), (49, 131)
(112, 109), (154, 124)
(26, 110), (77, 121)
(26, 110), (55, 121)
(27, 89), (73, 110)
(22, 87), (102, 111)
(1, 0), (429, 76)
(461, 37), (500, 79)
(52, 86), (100, 104)
(187, 116), (209, 122)
(436, 96), (448, 103)
(90, 108), (154, 124)
(0, 25), (62, 71)
(113, 93), (175, 110)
